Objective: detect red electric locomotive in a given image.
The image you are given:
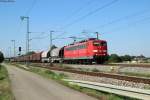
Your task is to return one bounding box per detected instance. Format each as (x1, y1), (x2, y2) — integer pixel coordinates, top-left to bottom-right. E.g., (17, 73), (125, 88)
(64, 38), (108, 64)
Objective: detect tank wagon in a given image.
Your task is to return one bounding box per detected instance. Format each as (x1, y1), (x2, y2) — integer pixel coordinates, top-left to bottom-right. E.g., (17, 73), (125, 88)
(50, 48), (62, 63)
(13, 38), (108, 64)
(41, 51), (49, 63)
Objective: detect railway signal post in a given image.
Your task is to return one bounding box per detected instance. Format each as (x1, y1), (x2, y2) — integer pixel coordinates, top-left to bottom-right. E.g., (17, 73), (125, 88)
(18, 47), (21, 56)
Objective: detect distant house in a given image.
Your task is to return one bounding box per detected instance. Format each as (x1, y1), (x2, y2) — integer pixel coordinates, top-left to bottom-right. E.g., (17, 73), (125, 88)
(131, 55), (147, 63)
(147, 58), (150, 63)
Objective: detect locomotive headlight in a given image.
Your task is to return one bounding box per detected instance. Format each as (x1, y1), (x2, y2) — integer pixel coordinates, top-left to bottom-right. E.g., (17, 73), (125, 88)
(93, 50), (98, 52)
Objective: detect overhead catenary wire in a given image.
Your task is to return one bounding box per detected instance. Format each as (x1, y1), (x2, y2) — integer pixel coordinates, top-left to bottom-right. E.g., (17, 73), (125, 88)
(17, 0), (37, 33)
(25, 0), (37, 16)
(62, 0), (94, 22)
(94, 9), (150, 29)
(102, 16), (150, 34)
(35, 0), (118, 44)
(18, 0), (37, 33)
(82, 30), (98, 38)
(61, 0), (119, 30)
(30, 33), (85, 42)
(30, 32), (47, 38)
(42, 0), (96, 40)
(54, 0), (119, 40)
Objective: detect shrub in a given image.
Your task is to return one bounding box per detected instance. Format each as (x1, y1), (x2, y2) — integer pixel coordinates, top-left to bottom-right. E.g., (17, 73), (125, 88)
(0, 51), (4, 63)
(108, 54), (122, 63)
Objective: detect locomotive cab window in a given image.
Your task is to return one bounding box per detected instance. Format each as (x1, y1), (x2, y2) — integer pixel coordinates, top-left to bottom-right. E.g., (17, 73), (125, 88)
(101, 42), (107, 46)
(93, 41), (107, 46)
(93, 42), (101, 46)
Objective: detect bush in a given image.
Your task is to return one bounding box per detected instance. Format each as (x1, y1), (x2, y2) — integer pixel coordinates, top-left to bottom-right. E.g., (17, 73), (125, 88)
(108, 54), (122, 63)
(0, 51), (4, 63)
(120, 55), (132, 61)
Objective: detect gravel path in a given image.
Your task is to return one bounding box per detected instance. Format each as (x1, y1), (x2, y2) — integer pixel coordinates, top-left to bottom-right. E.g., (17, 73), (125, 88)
(5, 64), (97, 100)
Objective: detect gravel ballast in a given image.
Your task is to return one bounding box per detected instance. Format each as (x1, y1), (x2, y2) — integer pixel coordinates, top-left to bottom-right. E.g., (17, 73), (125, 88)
(53, 70), (150, 90)
(58, 64), (150, 77)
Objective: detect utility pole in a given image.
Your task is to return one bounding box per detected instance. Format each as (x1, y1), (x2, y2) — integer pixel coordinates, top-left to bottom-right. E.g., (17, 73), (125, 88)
(20, 16), (30, 67)
(49, 30), (54, 66)
(8, 47), (11, 58)
(11, 40), (16, 58)
(8, 47), (11, 61)
(95, 32), (99, 40)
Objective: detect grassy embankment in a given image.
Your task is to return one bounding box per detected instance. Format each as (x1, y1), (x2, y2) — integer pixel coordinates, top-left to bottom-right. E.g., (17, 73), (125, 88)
(0, 65), (14, 100)
(10, 63), (138, 100)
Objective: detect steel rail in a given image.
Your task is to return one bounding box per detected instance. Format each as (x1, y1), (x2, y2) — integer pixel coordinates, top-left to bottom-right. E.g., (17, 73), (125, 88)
(64, 79), (150, 100)
(30, 63), (150, 84)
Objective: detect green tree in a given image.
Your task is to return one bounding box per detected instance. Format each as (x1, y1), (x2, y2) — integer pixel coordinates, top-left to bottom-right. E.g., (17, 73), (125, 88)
(0, 51), (4, 63)
(108, 54), (122, 63)
(120, 55), (132, 61)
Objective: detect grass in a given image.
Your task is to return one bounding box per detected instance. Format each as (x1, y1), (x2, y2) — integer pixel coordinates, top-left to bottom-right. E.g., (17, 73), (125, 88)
(10, 63), (139, 100)
(0, 65), (14, 100)
(30, 67), (67, 80)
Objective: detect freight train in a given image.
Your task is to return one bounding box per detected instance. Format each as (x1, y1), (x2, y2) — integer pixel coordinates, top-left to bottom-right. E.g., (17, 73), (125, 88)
(13, 38), (108, 64)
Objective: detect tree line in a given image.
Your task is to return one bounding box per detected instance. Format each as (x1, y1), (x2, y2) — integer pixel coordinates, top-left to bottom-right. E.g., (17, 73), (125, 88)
(107, 54), (145, 63)
(0, 51), (4, 63)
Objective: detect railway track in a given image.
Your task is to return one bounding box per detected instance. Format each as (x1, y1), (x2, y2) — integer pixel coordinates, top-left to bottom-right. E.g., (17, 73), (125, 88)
(108, 63), (150, 68)
(34, 62), (150, 68)
(30, 63), (150, 84)
(64, 79), (150, 100)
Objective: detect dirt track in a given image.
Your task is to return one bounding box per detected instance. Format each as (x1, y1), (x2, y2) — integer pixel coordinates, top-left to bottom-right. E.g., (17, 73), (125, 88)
(5, 64), (97, 100)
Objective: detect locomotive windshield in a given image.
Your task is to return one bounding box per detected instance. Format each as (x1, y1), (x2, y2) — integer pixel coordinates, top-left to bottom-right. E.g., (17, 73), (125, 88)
(93, 41), (107, 46)
(101, 42), (107, 46)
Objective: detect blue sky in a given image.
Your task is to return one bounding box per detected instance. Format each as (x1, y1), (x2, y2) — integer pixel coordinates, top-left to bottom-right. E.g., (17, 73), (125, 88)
(0, 0), (150, 57)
